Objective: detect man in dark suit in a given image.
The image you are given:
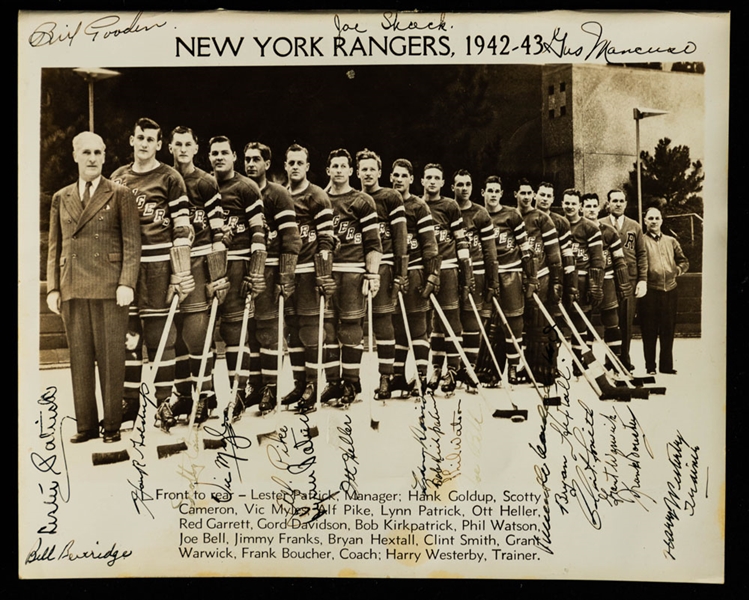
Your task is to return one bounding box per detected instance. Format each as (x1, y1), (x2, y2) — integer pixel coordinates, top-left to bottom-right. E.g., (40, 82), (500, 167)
(606, 189), (648, 372)
(46, 131), (141, 444)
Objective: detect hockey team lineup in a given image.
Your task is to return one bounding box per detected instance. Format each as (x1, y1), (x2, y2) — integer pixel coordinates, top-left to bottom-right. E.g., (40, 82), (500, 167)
(36, 114), (704, 575)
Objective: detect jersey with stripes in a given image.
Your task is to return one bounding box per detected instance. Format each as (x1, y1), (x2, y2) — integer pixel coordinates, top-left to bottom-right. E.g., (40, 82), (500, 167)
(329, 189), (382, 271)
(259, 181), (302, 260)
(214, 171), (266, 260)
(369, 187), (408, 265)
(490, 206), (529, 273)
(569, 217), (604, 274)
(460, 201), (497, 274)
(403, 194), (438, 269)
(181, 167), (223, 256)
(425, 195), (468, 269)
(521, 207), (562, 278)
(289, 182), (335, 272)
(111, 162), (191, 263)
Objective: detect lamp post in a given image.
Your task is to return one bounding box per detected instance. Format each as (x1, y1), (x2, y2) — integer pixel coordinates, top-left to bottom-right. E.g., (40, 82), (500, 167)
(633, 107), (668, 227)
(73, 68), (121, 132)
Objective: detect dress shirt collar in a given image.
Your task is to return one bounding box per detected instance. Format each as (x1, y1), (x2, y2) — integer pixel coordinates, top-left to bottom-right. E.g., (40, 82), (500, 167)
(78, 176), (102, 200)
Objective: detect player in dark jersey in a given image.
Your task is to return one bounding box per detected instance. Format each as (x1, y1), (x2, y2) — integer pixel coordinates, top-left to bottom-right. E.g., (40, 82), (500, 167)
(356, 149), (408, 400)
(281, 144), (337, 413)
(535, 182), (577, 315)
(563, 189), (605, 374)
(482, 176), (536, 384)
(167, 126), (228, 423)
(423, 163), (473, 395)
(516, 178), (563, 385)
(208, 136), (267, 420)
(111, 118), (195, 432)
(243, 142), (301, 414)
(582, 193), (633, 367)
(452, 170), (498, 393)
(387, 159), (440, 397)
(319, 148), (383, 407)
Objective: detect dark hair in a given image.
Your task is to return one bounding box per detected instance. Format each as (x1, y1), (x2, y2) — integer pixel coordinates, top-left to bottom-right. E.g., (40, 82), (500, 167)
(135, 117), (162, 141)
(453, 169), (472, 183)
(327, 148), (352, 168)
(562, 188), (581, 201)
(169, 125), (197, 144)
(244, 142), (271, 162)
(391, 158), (413, 176)
(483, 175), (502, 188)
(607, 188), (626, 201)
(208, 135), (233, 150)
(537, 181), (554, 191)
(516, 177), (532, 191)
(356, 148), (382, 170)
(423, 163), (443, 175)
(581, 192), (600, 205)
(285, 143), (309, 161)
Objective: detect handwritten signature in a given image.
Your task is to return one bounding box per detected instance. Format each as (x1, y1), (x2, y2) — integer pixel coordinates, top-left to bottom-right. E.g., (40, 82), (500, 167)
(28, 12), (166, 48)
(25, 537), (132, 567)
(663, 431), (700, 559)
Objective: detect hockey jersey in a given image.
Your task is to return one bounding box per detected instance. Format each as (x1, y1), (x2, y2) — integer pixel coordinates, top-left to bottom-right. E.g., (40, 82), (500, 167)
(329, 189), (382, 272)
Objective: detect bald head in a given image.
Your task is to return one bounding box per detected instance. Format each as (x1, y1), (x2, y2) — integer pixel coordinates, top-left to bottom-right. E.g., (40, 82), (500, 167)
(72, 132), (106, 181)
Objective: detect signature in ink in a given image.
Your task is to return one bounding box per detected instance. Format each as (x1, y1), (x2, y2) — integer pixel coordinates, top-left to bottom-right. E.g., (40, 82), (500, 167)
(337, 414), (359, 496)
(203, 411), (252, 502)
(662, 430), (700, 559)
(126, 384), (157, 518)
(28, 12), (167, 48)
(25, 537), (132, 567)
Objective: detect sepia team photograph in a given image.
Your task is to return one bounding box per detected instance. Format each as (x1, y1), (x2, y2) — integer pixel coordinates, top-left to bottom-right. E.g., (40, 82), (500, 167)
(19, 10), (728, 582)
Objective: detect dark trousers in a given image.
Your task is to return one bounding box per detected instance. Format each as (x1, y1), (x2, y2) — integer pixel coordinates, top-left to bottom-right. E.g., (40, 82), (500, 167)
(617, 289), (637, 369)
(638, 287), (678, 373)
(61, 299), (129, 434)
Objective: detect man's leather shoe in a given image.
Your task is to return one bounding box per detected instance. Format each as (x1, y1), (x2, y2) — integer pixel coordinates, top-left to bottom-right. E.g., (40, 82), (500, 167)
(70, 431), (98, 444)
(103, 431), (121, 443)
(660, 369), (678, 375)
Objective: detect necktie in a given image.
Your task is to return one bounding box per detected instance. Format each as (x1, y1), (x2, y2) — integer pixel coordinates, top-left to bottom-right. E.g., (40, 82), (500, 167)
(82, 181), (92, 208)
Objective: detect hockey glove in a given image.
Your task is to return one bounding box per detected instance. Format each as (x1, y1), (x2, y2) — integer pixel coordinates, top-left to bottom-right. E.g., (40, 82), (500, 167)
(614, 259), (634, 303)
(458, 257), (476, 303)
(588, 267), (604, 308)
(549, 264), (564, 305)
(392, 255), (410, 295)
(276, 253), (298, 300)
(420, 256), (442, 299)
(314, 251), (336, 300)
(484, 261), (500, 304)
(242, 250), (267, 298)
(167, 245), (195, 304)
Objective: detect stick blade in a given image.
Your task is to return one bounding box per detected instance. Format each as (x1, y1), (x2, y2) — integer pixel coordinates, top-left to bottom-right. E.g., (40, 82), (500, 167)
(633, 376), (657, 385)
(92, 449), (129, 466)
(256, 430), (278, 446)
(157, 442), (188, 459)
(493, 409), (528, 422)
(204, 438), (226, 450)
(370, 418), (380, 431)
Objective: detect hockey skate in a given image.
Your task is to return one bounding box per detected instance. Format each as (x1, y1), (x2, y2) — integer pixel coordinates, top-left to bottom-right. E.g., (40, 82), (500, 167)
(258, 385), (277, 415)
(224, 389), (246, 423)
(441, 367), (458, 397)
(244, 383), (264, 408)
(427, 368), (442, 392)
(193, 396), (209, 427)
(320, 379), (344, 404)
(456, 367), (478, 394)
(375, 374), (391, 400)
(154, 401), (177, 433)
(339, 379), (360, 408)
(390, 373), (414, 399)
(508, 364), (530, 385)
(170, 394), (193, 424)
(295, 382), (317, 414)
(281, 380), (305, 410)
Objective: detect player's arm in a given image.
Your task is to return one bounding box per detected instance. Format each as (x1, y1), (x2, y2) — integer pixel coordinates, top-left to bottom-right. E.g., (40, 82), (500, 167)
(450, 203), (474, 295)
(539, 213), (562, 302)
(557, 218), (577, 305)
(200, 176), (226, 249)
(357, 194), (383, 296)
(634, 223), (649, 297)
(673, 238), (689, 277)
(116, 183), (141, 294)
(417, 203), (441, 298)
(275, 188), (302, 300)
(311, 190), (336, 254)
(587, 223), (605, 307)
(388, 192), (409, 292)
(243, 179), (267, 253)
(168, 173), (194, 247)
(512, 213), (538, 297)
(477, 208), (499, 299)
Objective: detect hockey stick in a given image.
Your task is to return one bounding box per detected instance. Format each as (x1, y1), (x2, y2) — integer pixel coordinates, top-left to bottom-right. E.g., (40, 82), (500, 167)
(257, 294), (286, 445)
(94, 294), (180, 465)
(397, 291), (420, 400)
(531, 293), (604, 397)
(467, 294), (529, 422)
(157, 295), (220, 458)
(552, 297), (649, 401)
(491, 296), (561, 408)
(225, 295), (253, 423)
(429, 294), (493, 410)
(368, 291), (379, 430)
(302, 294), (327, 439)
(572, 301), (664, 394)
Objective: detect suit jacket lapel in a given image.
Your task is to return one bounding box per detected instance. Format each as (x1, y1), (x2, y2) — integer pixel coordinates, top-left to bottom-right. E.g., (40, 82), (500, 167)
(76, 178), (114, 233)
(62, 183), (83, 224)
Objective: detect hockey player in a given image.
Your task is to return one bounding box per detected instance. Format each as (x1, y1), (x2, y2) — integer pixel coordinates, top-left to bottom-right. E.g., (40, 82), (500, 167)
(423, 163), (473, 395)
(535, 182), (577, 313)
(207, 136), (266, 421)
(582, 193), (633, 366)
(319, 149), (383, 407)
(167, 126), (227, 424)
(605, 189), (648, 371)
(243, 142), (301, 413)
(280, 144), (337, 413)
(389, 159), (440, 396)
(452, 169), (498, 393)
(356, 149), (408, 400)
(481, 176), (536, 385)
(516, 178), (563, 385)
(111, 118), (194, 431)
(562, 189), (604, 374)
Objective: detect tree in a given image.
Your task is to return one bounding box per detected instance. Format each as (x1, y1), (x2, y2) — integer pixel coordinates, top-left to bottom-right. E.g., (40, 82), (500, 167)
(625, 137), (704, 216)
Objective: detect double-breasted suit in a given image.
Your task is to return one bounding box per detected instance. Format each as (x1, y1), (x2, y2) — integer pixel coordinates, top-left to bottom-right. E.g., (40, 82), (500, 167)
(47, 177), (141, 436)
